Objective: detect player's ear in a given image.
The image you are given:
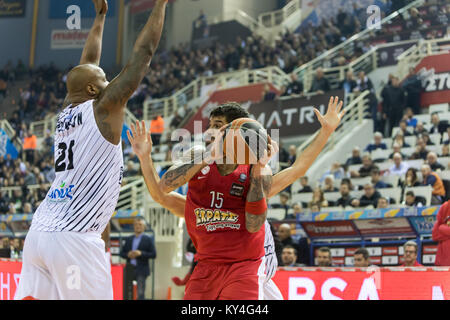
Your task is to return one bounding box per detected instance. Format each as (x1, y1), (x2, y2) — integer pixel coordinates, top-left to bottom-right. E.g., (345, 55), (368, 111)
(86, 83), (100, 98)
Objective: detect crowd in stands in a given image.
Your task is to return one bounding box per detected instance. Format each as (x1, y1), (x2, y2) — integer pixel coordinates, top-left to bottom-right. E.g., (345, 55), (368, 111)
(0, 236), (23, 259)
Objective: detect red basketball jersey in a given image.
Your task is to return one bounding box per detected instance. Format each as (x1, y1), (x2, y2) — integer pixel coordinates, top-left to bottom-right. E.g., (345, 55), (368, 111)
(185, 163), (265, 264)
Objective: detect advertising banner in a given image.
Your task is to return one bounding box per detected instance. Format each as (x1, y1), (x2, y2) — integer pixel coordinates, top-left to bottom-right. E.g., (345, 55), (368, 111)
(0, 259), (124, 300)
(0, 129), (19, 159)
(130, 0), (176, 15)
(409, 216), (437, 235)
(301, 220), (359, 238)
(272, 267), (450, 300)
(49, 0), (115, 19)
(51, 29), (90, 50)
(0, 0), (26, 18)
(352, 218), (415, 236)
(377, 41), (417, 67)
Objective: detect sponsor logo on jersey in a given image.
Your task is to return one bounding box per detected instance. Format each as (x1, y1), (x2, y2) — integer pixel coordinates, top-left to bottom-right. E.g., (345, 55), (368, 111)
(47, 181), (75, 203)
(201, 166), (210, 175)
(229, 183), (245, 197)
(238, 173), (247, 182)
(194, 208), (240, 231)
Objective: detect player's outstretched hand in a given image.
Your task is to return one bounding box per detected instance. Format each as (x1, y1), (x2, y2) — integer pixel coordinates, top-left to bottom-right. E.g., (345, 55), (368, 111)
(93, 0), (108, 15)
(313, 96), (346, 135)
(257, 135), (278, 167)
(127, 120), (153, 160)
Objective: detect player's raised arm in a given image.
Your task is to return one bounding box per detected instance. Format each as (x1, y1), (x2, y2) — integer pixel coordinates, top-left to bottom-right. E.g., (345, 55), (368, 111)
(80, 0), (108, 65)
(246, 163), (272, 233)
(127, 121), (186, 218)
(268, 96), (345, 198)
(94, 0), (167, 144)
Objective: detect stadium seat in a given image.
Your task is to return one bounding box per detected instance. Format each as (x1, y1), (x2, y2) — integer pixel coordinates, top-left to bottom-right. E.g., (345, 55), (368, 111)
(352, 176), (371, 187)
(268, 194), (280, 205)
(429, 103), (449, 114)
(403, 185), (433, 206)
(404, 136), (416, 146)
(382, 174), (400, 188)
(378, 188), (402, 204)
(371, 149), (391, 162)
(267, 208), (287, 220)
(438, 170), (450, 181)
(429, 134), (442, 146)
(414, 114), (431, 125)
(291, 192), (313, 204)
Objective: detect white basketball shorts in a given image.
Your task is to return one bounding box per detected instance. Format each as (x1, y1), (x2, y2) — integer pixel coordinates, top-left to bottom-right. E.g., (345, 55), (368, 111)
(14, 230), (113, 300)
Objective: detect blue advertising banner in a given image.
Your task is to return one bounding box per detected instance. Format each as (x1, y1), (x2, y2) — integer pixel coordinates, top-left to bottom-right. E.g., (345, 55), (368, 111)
(49, 0), (115, 19)
(409, 216), (437, 235)
(0, 0), (26, 17)
(0, 129), (19, 159)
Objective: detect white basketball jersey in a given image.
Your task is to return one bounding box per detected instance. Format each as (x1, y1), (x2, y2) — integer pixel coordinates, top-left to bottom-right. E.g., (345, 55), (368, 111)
(264, 220), (278, 281)
(31, 100), (124, 234)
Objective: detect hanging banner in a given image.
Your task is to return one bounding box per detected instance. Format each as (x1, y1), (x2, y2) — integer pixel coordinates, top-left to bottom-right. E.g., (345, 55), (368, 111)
(0, 0), (26, 17)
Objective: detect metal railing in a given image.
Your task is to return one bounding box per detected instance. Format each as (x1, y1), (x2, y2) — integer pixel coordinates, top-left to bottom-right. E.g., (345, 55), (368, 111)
(116, 178), (146, 211)
(258, 0), (301, 28)
(29, 115), (57, 139)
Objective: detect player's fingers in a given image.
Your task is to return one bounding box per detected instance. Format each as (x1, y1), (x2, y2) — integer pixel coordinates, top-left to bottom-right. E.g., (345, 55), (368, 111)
(337, 100), (344, 113)
(130, 123), (137, 138)
(135, 120), (141, 136)
(339, 108), (347, 119)
(147, 132), (153, 145)
(313, 108), (324, 123)
(127, 130), (134, 145)
(141, 120), (146, 135)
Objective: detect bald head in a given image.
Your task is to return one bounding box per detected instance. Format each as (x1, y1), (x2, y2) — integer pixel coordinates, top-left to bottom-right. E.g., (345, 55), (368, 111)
(66, 64), (108, 102)
(278, 223), (291, 241)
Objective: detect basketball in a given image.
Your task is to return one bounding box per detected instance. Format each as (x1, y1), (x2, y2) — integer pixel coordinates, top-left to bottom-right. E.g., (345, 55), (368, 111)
(222, 118), (268, 165)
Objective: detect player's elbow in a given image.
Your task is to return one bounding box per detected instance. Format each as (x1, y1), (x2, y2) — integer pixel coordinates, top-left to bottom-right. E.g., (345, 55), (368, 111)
(246, 226), (260, 233)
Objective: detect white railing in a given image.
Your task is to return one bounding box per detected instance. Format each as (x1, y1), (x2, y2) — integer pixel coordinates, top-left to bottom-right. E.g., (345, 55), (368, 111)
(258, 0), (301, 29)
(0, 119), (22, 150)
(29, 115), (57, 139)
(0, 184), (51, 199)
(396, 37), (450, 80)
(116, 178), (146, 211)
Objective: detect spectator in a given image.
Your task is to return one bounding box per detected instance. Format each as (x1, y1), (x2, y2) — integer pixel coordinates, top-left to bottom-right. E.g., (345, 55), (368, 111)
(285, 73), (304, 96)
(396, 120), (413, 137)
(402, 107), (418, 128)
(150, 115), (164, 146)
(427, 152), (445, 172)
(443, 126), (450, 145)
(350, 154), (377, 178)
(353, 248), (370, 267)
(410, 138), (429, 160)
(340, 70), (357, 94)
(382, 76), (406, 135)
(336, 182), (355, 208)
(281, 245), (305, 267)
(378, 195), (391, 208)
(169, 110), (183, 130)
(392, 132), (410, 149)
(22, 202), (33, 214)
(10, 238), (21, 259)
(308, 187), (329, 209)
(421, 164), (445, 205)
(298, 176), (313, 193)
(402, 68), (422, 115)
(441, 144), (450, 157)
(271, 192), (290, 217)
(351, 183), (381, 208)
(120, 217), (157, 300)
(310, 203), (321, 213)
(278, 223), (309, 266)
(278, 142), (289, 166)
(355, 71), (378, 131)
(432, 201), (450, 266)
(371, 168), (388, 189)
(400, 241), (423, 267)
(429, 112), (447, 135)
(23, 130), (37, 164)
(389, 143), (407, 160)
(365, 132), (387, 152)
(345, 146), (363, 166)
(322, 175), (338, 193)
(316, 247), (332, 267)
(287, 145), (296, 166)
(285, 202), (303, 220)
(403, 168), (421, 188)
(422, 133), (434, 146)
(321, 162), (345, 181)
(309, 68), (330, 95)
(403, 191), (426, 207)
(414, 121), (427, 136)
(263, 84), (277, 101)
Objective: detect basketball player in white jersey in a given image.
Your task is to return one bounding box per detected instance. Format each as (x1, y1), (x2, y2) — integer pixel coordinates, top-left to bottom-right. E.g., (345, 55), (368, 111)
(126, 94), (345, 299)
(15, 0), (168, 300)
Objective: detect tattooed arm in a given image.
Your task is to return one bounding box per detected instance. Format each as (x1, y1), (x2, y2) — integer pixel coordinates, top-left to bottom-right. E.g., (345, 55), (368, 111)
(80, 0), (108, 66)
(246, 165), (272, 233)
(94, 0), (167, 144)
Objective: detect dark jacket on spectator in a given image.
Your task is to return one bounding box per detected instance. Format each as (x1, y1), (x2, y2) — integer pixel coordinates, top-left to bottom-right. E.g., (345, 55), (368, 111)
(309, 76), (330, 93)
(359, 191), (382, 207)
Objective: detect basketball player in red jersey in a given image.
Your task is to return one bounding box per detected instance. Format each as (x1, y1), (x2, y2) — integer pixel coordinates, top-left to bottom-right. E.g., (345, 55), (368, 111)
(133, 97), (344, 299)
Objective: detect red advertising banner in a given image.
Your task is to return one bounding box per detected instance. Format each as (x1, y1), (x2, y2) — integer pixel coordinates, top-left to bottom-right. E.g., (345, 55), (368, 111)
(130, 0), (176, 14)
(301, 220), (359, 238)
(272, 268), (450, 300)
(0, 259), (124, 300)
(352, 218), (414, 236)
(183, 83), (278, 134)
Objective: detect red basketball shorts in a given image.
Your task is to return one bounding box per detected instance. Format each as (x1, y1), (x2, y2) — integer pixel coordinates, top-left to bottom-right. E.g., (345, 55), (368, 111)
(184, 257), (266, 300)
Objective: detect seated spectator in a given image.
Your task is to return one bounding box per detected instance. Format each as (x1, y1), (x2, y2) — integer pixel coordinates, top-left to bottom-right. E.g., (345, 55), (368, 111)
(340, 70), (358, 94)
(364, 132), (387, 152)
(308, 187), (328, 209)
(421, 164), (445, 205)
(443, 126), (450, 145)
(278, 223), (309, 266)
(336, 182), (355, 208)
(22, 202), (33, 214)
(353, 248), (371, 267)
(285, 73), (304, 97)
(341, 177), (362, 191)
(414, 121), (427, 136)
(297, 176), (312, 193)
(427, 152), (445, 172)
(441, 144), (450, 157)
(377, 197), (390, 209)
(345, 146), (362, 166)
(287, 145), (297, 167)
(321, 162), (345, 181)
(402, 107), (417, 128)
(350, 154), (377, 178)
(309, 68), (330, 95)
(310, 203), (321, 213)
(322, 175), (338, 193)
(285, 202), (303, 220)
(403, 191), (426, 207)
(371, 168), (389, 189)
(421, 133), (435, 146)
(351, 183), (381, 208)
(271, 192), (291, 217)
(396, 119), (413, 137)
(317, 247), (333, 267)
(400, 241), (423, 267)
(403, 168), (421, 188)
(429, 112), (448, 135)
(410, 138), (429, 160)
(392, 132), (410, 149)
(263, 84), (277, 101)
(281, 245), (305, 267)
(389, 143), (407, 160)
